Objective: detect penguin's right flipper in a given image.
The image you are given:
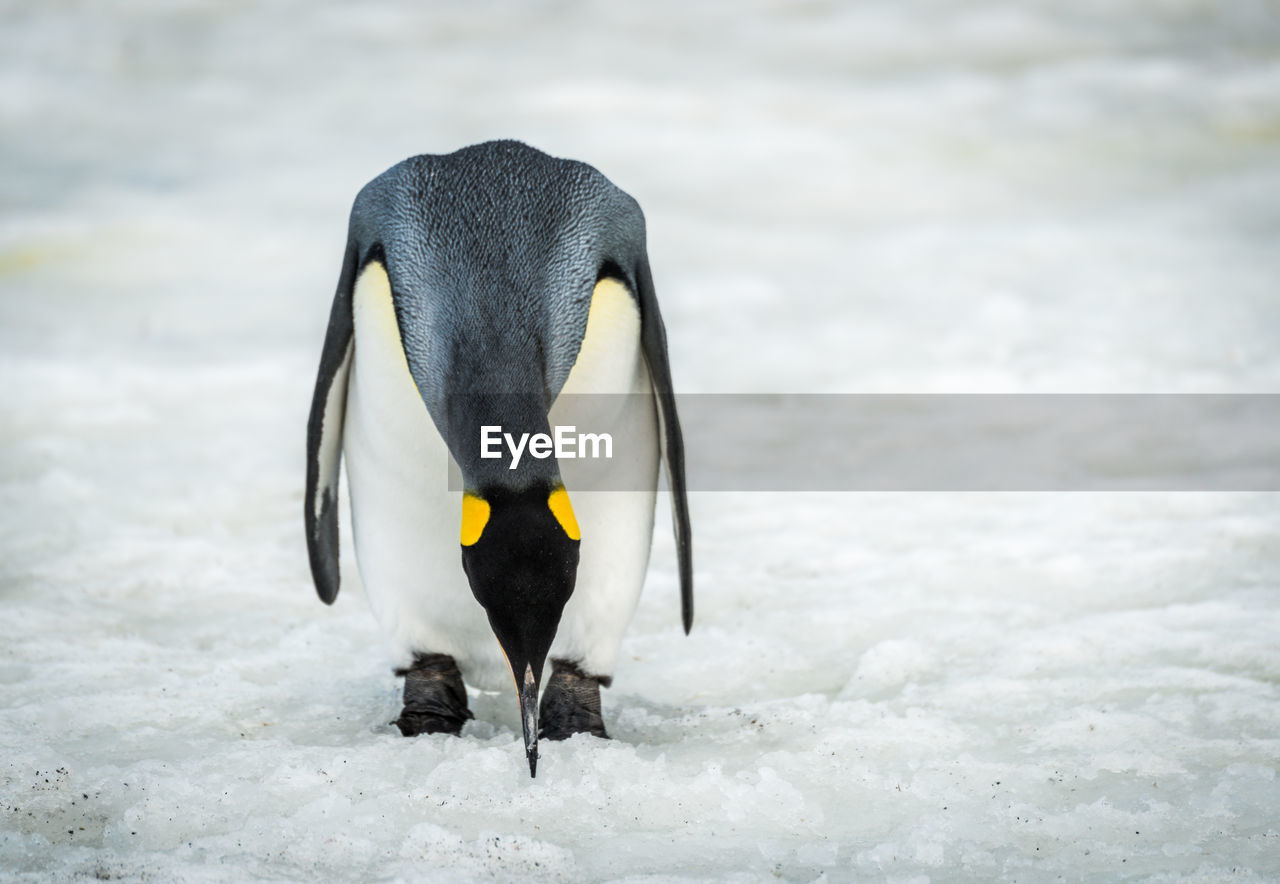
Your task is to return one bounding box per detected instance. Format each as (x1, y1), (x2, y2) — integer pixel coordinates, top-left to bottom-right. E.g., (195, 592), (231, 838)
(634, 255), (694, 634)
(304, 242), (358, 604)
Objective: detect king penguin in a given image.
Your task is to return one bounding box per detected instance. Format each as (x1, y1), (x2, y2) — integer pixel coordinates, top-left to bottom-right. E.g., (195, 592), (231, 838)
(304, 140), (692, 777)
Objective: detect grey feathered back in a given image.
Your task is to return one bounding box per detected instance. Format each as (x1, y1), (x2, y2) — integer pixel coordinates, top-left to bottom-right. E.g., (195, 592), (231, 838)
(347, 141), (647, 486)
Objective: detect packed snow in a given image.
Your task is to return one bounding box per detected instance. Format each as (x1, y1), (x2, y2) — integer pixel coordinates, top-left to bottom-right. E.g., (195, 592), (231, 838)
(2, 0), (1279, 880)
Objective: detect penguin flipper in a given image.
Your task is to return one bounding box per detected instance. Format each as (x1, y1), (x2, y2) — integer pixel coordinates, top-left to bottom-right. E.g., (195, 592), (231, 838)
(634, 256), (694, 634)
(305, 242), (358, 604)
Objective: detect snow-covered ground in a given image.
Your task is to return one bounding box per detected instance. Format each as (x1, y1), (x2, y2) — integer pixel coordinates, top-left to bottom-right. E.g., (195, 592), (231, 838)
(3, 1), (1279, 879)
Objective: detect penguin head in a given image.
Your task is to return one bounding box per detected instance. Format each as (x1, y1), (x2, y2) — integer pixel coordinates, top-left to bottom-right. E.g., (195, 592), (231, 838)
(459, 482), (581, 775)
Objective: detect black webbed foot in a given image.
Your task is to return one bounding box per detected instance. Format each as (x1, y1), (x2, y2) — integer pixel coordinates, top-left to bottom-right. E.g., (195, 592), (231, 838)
(393, 653), (473, 737)
(538, 659), (609, 741)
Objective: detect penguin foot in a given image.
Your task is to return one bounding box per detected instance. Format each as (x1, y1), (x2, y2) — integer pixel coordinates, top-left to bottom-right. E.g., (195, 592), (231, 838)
(538, 659), (609, 741)
(393, 653), (473, 737)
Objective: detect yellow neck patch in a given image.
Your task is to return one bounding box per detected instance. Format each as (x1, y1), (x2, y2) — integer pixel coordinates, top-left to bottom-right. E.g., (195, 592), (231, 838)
(353, 259), (423, 399)
(559, 276), (641, 398)
(547, 487), (580, 541)
(460, 493), (491, 546)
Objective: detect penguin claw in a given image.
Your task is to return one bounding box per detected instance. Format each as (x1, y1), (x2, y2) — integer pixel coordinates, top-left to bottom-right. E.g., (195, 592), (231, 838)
(538, 660), (609, 741)
(394, 653), (472, 737)
(393, 709), (471, 737)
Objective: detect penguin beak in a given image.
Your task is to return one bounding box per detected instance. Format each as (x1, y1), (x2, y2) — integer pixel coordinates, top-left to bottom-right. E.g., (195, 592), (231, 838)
(517, 663), (540, 777)
(489, 624), (556, 778)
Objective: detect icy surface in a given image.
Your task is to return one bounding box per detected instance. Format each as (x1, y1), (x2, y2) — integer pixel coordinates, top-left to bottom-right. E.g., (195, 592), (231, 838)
(2, 0), (1280, 880)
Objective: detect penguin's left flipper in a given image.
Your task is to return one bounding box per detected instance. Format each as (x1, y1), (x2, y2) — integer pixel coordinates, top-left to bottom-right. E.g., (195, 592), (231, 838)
(305, 242), (359, 604)
(538, 660), (609, 740)
(634, 256), (694, 634)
